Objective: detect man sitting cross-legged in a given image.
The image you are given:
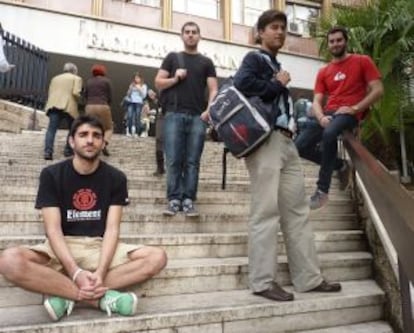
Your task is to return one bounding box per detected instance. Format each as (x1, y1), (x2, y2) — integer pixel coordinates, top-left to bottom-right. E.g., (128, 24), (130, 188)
(0, 115), (167, 321)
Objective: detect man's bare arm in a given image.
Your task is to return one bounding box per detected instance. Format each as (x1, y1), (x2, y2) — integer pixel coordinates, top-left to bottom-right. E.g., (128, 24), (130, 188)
(335, 79), (384, 115)
(200, 77), (218, 122)
(43, 207), (79, 278)
(154, 68), (180, 91)
(95, 205), (123, 280)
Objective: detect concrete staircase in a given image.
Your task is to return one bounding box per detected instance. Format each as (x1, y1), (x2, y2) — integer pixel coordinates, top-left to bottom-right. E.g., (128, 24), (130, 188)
(0, 130), (393, 332)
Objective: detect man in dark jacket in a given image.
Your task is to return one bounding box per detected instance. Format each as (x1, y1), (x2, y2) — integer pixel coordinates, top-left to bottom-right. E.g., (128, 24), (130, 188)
(233, 9), (341, 302)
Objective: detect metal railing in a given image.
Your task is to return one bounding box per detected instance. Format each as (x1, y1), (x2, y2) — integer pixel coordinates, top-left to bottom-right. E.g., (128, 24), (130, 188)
(0, 28), (49, 111)
(343, 131), (414, 333)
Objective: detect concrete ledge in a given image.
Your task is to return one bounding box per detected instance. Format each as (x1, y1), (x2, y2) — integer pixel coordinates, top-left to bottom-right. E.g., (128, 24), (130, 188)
(0, 99), (48, 132)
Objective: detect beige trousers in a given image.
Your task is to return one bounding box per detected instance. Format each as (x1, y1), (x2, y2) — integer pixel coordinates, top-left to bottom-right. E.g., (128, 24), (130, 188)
(245, 131), (323, 293)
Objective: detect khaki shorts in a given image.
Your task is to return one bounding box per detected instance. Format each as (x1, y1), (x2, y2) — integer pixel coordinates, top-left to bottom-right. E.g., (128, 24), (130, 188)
(29, 236), (144, 273)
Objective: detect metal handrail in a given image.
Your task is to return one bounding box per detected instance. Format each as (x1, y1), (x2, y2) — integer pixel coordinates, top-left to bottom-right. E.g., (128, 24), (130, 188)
(0, 28), (49, 118)
(343, 131), (414, 332)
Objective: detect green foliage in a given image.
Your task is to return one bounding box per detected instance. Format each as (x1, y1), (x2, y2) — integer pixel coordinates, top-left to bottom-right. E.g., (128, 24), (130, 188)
(314, 0), (414, 167)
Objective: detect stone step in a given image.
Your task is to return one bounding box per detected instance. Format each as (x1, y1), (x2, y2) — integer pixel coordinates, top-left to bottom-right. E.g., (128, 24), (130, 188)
(0, 280), (385, 333)
(0, 214), (360, 236)
(0, 131), (340, 166)
(297, 321), (393, 332)
(0, 230), (367, 257)
(0, 200), (356, 215)
(0, 252), (373, 307)
(0, 118), (21, 134)
(0, 157), (325, 176)
(0, 188), (351, 204)
(0, 164), (335, 181)
(0, 180), (350, 198)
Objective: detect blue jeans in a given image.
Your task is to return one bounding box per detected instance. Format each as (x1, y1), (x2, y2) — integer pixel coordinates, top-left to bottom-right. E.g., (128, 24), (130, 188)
(294, 114), (358, 193)
(44, 108), (73, 155)
(127, 103), (142, 134)
(164, 111), (207, 201)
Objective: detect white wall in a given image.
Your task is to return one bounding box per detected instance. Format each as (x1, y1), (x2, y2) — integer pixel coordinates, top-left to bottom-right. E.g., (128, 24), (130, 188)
(0, 2), (325, 89)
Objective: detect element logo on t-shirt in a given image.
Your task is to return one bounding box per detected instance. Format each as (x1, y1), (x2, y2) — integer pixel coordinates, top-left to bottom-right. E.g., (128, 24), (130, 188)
(73, 188), (97, 210)
(334, 72), (346, 82)
(66, 188), (101, 222)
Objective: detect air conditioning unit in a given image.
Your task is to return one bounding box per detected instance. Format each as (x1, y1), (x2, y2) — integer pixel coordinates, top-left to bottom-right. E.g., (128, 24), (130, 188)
(288, 22), (302, 36)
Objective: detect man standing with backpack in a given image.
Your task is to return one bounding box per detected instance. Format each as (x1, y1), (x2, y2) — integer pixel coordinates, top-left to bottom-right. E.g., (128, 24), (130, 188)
(155, 21), (217, 217)
(233, 9), (341, 302)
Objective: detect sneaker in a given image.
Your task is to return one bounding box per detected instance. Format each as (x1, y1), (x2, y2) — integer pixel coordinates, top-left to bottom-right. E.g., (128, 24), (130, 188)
(163, 199), (181, 216)
(102, 146), (110, 157)
(99, 290), (138, 317)
(152, 169), (165, 177)
(44, 152), (53, 160)
(338, 160), (351, 191)
(63, 150), (73, 158)
(182, 198), (199, 217)
(44, 296), (74, 321)
(309, 189), (329, 211)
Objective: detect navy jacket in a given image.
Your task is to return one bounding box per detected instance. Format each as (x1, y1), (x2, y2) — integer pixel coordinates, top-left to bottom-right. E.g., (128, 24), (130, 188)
(233, 49), (288, 104)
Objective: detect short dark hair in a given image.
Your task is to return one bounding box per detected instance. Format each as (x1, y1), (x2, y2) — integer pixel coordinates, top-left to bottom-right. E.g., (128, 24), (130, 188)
(257, 9), (287, 32)
(327, 26), (348, 42)
(255, 10), (287, 44)
(181, 21), (200, 34)
(69, 115), (105, 137)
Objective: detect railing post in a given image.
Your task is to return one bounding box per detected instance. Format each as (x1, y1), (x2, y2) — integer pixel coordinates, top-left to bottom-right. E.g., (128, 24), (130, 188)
(398, 258), (414, 333)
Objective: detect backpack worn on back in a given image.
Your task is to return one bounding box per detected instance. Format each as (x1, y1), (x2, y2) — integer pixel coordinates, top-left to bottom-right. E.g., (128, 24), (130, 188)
(208, 52), (280, 159)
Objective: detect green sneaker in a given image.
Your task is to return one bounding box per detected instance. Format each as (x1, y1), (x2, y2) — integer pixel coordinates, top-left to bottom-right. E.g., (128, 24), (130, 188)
(43, 296), (74, 321)
(99, 290), (138, 317)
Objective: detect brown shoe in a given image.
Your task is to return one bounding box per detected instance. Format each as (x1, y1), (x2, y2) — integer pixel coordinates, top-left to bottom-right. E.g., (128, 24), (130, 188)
(309, 280), (341, 292)
(253, 282), (294, 302)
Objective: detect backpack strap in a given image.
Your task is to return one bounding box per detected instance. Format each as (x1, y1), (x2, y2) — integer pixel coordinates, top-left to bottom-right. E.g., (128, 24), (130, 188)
(221, 147), (229, 190)
(176, 51), (185, 69)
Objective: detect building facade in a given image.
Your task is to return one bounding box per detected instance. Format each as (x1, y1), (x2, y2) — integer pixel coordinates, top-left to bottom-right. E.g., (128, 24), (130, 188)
(0, 0), (365, 130)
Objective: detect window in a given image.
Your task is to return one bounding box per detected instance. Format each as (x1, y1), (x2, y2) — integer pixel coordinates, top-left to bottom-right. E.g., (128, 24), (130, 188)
(286, 3), (320, 37)
(232, 0), (271, 26)
(129, 0), (160, 6)
(173, 0), (220, 20)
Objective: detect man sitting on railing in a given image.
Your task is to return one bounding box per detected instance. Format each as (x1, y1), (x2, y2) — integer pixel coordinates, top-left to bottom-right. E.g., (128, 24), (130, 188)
(0, 23), (15, 73)
(294, 26), (383, 211)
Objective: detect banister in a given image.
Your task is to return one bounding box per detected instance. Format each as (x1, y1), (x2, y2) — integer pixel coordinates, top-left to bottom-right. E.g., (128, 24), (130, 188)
(343, 130), (414, 332)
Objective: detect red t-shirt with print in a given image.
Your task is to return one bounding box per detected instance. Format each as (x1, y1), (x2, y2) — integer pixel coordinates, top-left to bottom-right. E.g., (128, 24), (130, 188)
(314, 54), (381, 120)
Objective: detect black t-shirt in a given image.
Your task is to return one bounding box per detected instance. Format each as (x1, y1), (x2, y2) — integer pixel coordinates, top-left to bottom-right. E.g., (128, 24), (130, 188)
(160, 51), (216, 115)
(35, 159), (129, 237)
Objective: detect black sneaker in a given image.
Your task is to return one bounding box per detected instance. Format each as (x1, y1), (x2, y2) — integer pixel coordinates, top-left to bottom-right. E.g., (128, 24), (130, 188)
(163, 200), (181, 216)
(102, 147), (110, 157)
(152, 169), (165, 177)
(44, 152), (53, 160)
(182, 198), (199, 217)
(63, 150), (73, 158)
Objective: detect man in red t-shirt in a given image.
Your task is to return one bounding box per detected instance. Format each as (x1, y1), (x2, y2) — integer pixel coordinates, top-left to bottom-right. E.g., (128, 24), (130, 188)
(295, 26), (383, 210)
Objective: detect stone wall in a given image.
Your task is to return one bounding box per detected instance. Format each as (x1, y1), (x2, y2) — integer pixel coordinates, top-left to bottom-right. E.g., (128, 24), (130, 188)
(353, 184), (403, 333)
(0, 99), (48, 133)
